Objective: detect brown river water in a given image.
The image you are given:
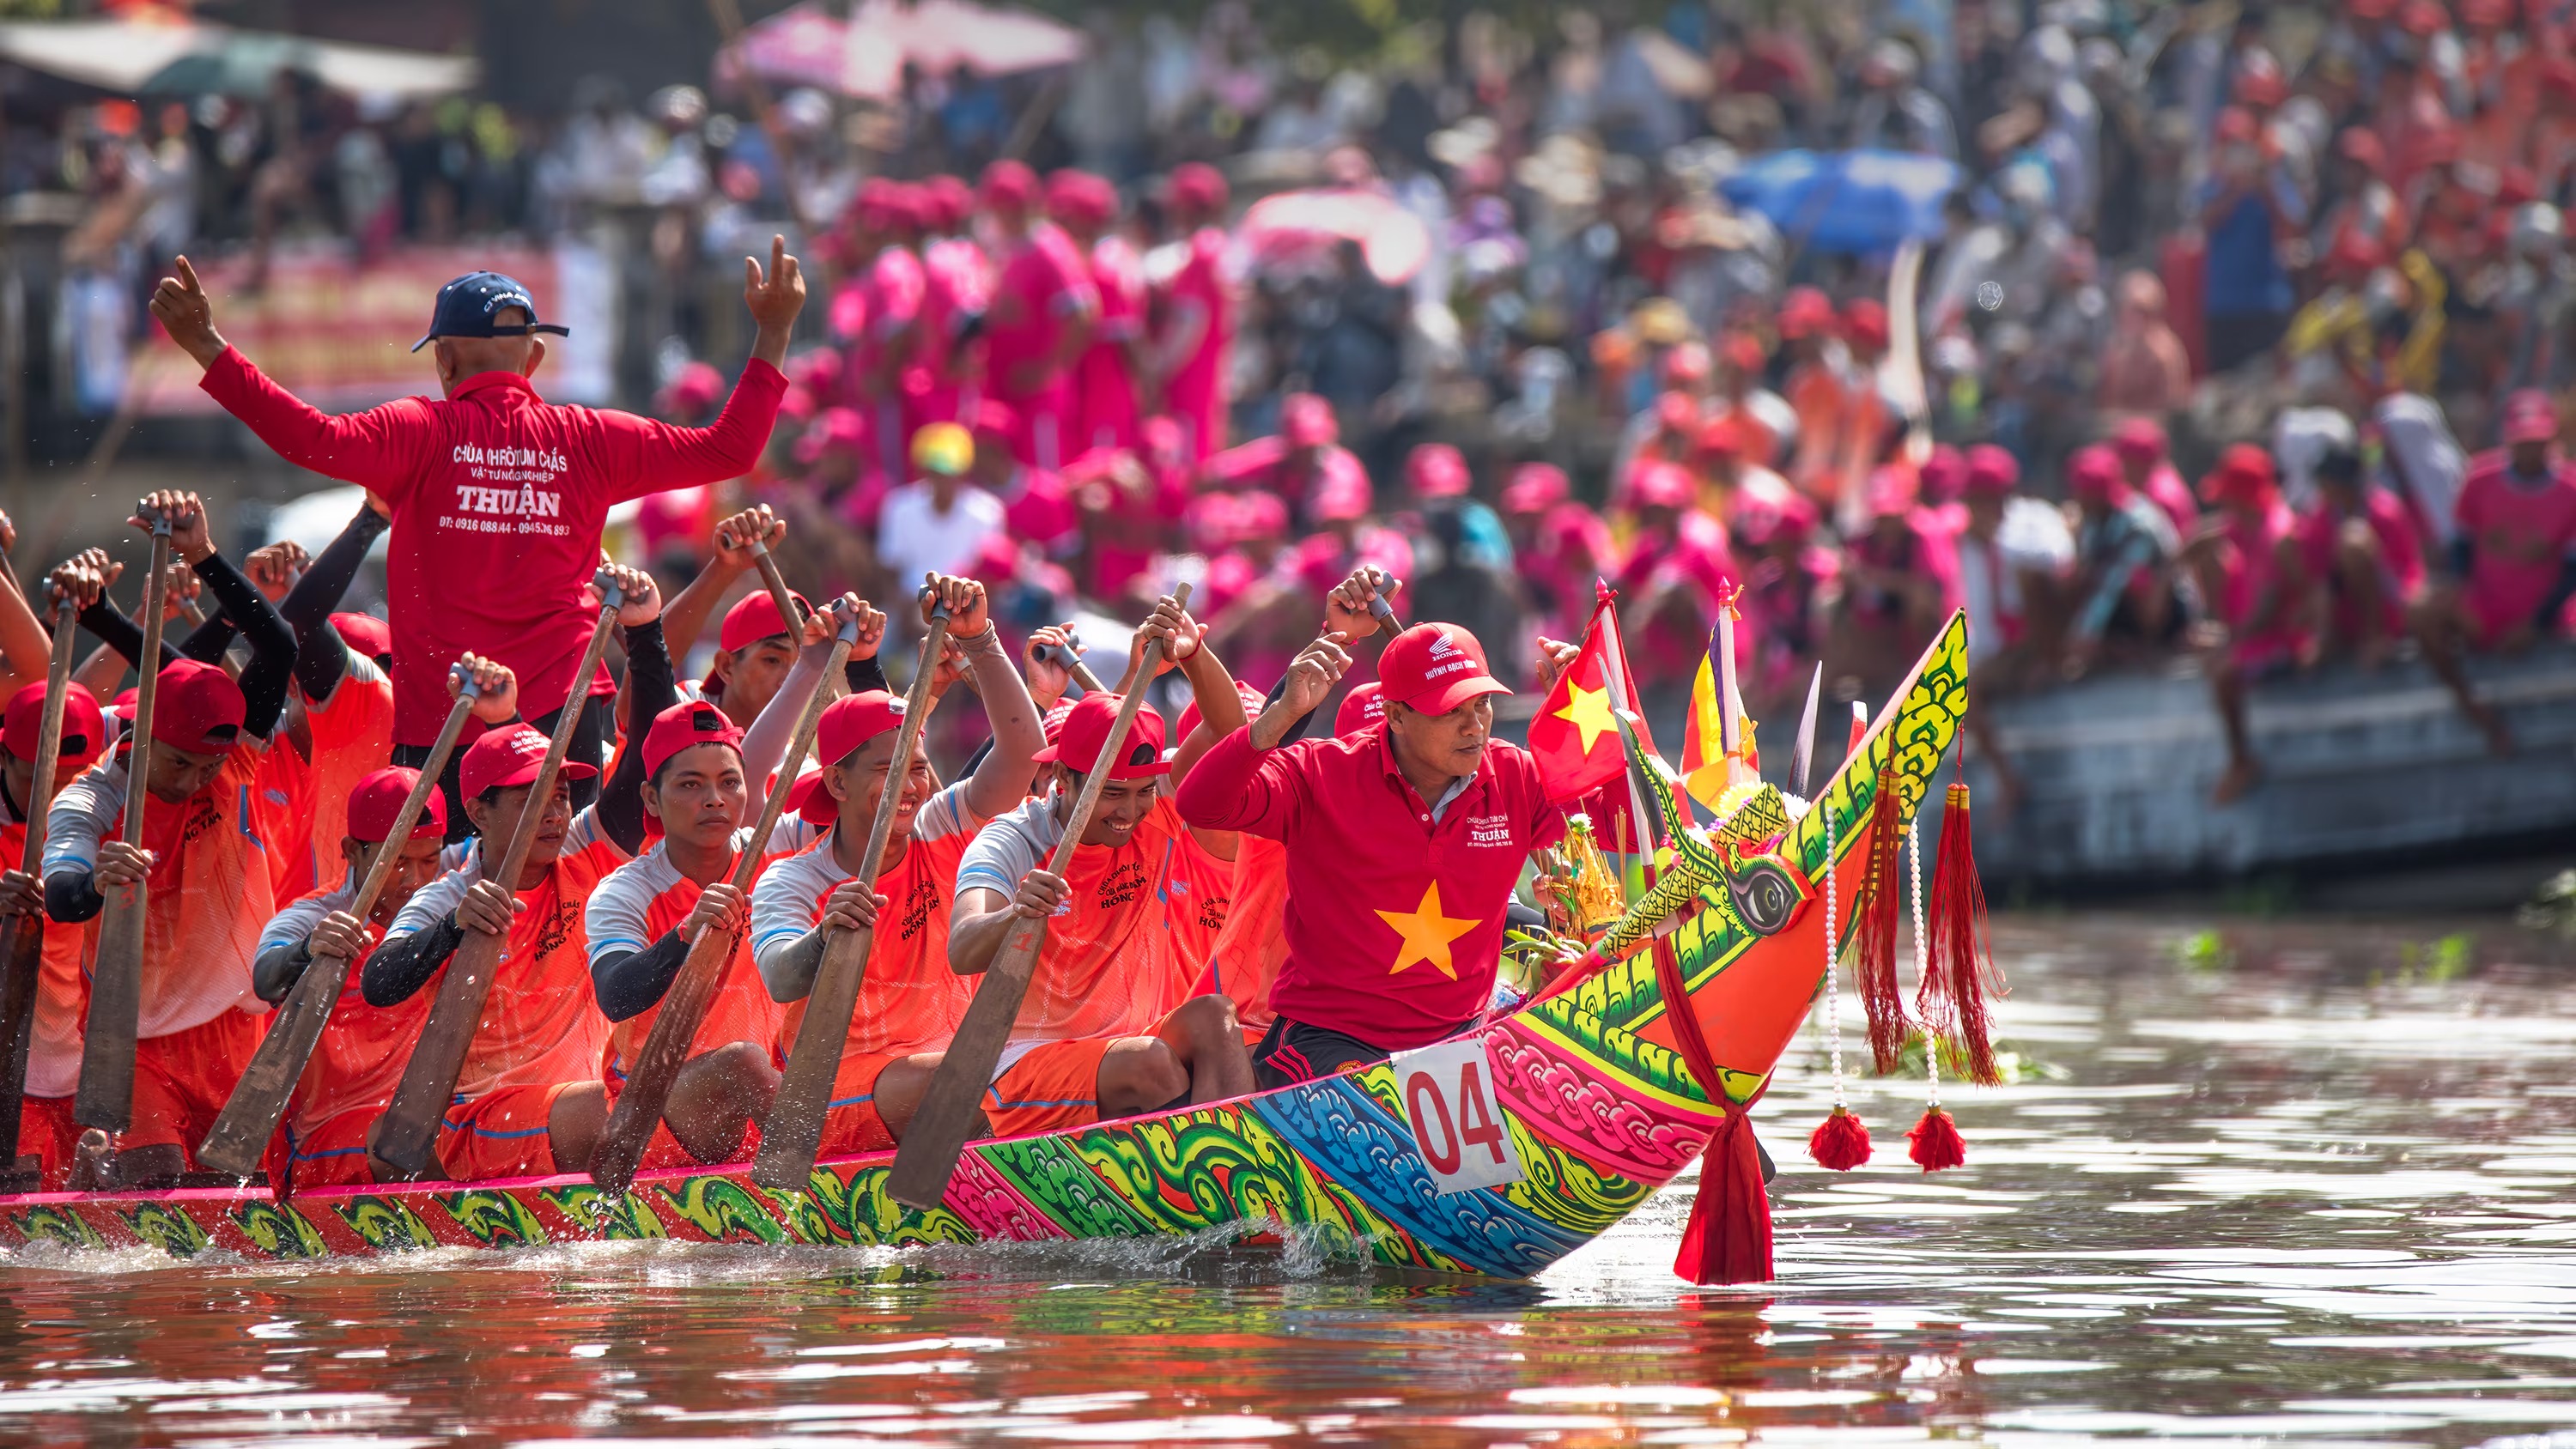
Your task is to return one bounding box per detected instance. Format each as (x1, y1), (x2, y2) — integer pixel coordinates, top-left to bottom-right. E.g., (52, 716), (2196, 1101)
(5, 912), (2576, 1447)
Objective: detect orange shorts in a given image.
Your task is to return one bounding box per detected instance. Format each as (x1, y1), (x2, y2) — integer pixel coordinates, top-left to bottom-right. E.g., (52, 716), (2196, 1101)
(437, 1083), (571, 1182)
(120, 1008), (263, 1159)
(984, 1038), (1115, 1138)
(13, 1094), (77, 1190)
(275, 1106), (379, 1190)
(811, 1049), (908, 1160)
(600, 1072), (759, 1173)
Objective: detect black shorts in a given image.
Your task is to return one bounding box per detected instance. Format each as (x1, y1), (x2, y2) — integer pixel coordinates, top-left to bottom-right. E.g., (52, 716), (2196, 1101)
(1252, 1014), (1477, 1090)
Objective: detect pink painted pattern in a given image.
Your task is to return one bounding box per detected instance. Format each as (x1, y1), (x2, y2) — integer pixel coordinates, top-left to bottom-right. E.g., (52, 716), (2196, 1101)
(1484, 1021), (1720, 1185)
(945, 1149), (1070, 1241)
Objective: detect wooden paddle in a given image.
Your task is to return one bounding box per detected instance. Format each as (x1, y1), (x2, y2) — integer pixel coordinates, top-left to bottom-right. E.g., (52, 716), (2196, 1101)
(73, 512), (173, 1132)
(589, 602), (860, 1196)
(750, 591), (951, 1190)
(368, 572), (626, 1181)
(0, 596), (82, 1182)
(194, 669), (483, 1179)
(744, 538), (809, 639)
(885, 585), (1191, 1210)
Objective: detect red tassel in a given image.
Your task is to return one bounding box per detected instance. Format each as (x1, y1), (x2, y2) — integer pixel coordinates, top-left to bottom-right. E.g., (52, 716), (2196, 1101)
(1852, 767), (1911, 1072)
(1906, 1107), (1965, 1171)
(1807, 1104), (1872, 1171)
(1674, 1108), (1775, 1284)
(1923, 782), (2008, 1085)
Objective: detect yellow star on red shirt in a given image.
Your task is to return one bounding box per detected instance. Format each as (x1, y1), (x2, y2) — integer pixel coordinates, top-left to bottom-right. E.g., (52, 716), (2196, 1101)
(1553, 677), (1617, 755)
(1376, 882), (1483, 979)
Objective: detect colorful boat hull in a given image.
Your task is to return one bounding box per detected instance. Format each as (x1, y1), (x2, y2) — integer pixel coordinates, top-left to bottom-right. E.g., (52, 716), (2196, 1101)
(0, 617), (1970, 1276)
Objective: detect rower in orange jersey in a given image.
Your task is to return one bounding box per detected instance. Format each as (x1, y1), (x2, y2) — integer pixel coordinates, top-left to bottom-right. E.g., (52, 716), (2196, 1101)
(250, 755), (481, 1190)
(0, 671), (108, 1190)
(251, 498), (400, 894)
(747, 574), (1045, 1153)
(355, 566), (667, 1181)
(582, 590), (886, 1170)
(41, 491), (302, 1189)
(947, 592), (1255, 1135)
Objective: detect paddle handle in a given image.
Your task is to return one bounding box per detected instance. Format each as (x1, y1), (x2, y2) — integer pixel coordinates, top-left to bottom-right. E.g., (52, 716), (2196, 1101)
(1054, 647), (1107, 697)
(746, 541), (807, 640)
(0, 599), (84, 1167)
(74, 527), (174, 1133)
(884, 584), (1189, 1210)
(752, 598), (952, 1190)
(196, 677), (482, 1179)
(371, 582), (624, 1181)
(590, 615), (860, 1196)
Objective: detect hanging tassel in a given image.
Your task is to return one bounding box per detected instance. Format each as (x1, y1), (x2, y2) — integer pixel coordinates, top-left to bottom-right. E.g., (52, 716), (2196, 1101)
(1653, 931), (1772, 1284)
(1851, 767), (1910, 1072)
(1807, 803), (1872, 1170)
(1906, 822), (1964, 1173)
(1922, 752), (2008, 1086)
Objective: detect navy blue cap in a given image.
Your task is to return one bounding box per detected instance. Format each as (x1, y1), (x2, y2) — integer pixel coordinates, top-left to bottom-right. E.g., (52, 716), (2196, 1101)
(410, 271), (571, 353)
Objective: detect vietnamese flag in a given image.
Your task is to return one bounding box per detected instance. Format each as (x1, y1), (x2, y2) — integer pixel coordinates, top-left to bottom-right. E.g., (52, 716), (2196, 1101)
(1528, 587), (1655, 802)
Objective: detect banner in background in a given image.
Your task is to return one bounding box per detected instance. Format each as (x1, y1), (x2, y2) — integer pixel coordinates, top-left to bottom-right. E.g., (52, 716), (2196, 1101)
(121, 240), (616, 415)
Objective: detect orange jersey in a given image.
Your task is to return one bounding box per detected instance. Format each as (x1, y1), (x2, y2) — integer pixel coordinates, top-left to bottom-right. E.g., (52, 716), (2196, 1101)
(0, 815), (90, 1100)
(1189, 834), (1288, 1032)
(44, 744), (297, 1039)
(584, 821), (805, 1082)
(751, 783), (981, 1060)
(954, 791), (1196, 1050)
(382, 809), (627, 1100)
(1167, 828), (1235, 971)
(260, 877), (426, 1137)
(281, 648), (398, 901)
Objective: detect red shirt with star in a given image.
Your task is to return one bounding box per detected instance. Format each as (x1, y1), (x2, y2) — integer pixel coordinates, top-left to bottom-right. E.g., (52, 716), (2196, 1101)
(1176, 724), (1565, 1051)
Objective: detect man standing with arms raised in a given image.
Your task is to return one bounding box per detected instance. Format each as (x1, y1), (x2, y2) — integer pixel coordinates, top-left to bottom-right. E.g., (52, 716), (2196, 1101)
(1176, 579), (1577, 1088)
(144, 239), (805, 815)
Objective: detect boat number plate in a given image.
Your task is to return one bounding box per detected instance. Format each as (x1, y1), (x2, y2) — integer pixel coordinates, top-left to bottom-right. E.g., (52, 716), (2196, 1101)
(1391, 1036), (1526, 1196)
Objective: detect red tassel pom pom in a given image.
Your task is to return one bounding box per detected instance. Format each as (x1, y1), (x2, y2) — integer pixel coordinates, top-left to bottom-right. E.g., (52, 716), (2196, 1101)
(1808, 1105), (1872, 1171)
(1923, 782), (2007, 1086)
(1906, 1107), (1965, 1172)
(1852, 767), (1911, 1073)
(1674, 1109), (1776, 1285)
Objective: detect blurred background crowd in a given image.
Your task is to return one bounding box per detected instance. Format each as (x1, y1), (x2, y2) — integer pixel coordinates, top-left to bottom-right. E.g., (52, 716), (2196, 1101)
(4, 0), (2574, 797)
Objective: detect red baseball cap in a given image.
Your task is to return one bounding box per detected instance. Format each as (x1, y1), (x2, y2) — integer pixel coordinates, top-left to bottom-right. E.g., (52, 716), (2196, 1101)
(346, 765), (446, 843)
(1334, 682), (1386, 737)
(1694, 414), (1746, 461)
(1044, 168), (1115, 227)
(2066, 444), (2128, 502)
(1964, 443), (2021, 497)
(1039, 699), (1074, 747)
(3, 680), (103, 770)
(150, 658), (246, 755)
(1031, 692), (1168, 779)
(720, 589), (808, 653)
(1777, 286), (1836, 339)
(1919, 444), (1967, 503)
(331, 612), (392, 664)
(796, 406), (869, 464)
(1842, 298), (1890, 351)
(2200, 443), (2281, 505)
(2110, 416), (2168, 465)
(920, 174), (972, 230)
(788, 691), (909, 823)
(2503, 389), (2560, 444)
(1629, 458), (1697, 510)
(1311, 467), (1372, 522)
(1378, 621), (1509, 714)
(980, 159), (1039, 209)
(459, 722), (596, 799)
(1406, 443), (1470, 499)
(1167, 161), (1228, 215)
(1282, 392), (1338, 448)
(642, 700), (744, 779)
(1501, 463), (1570, 514)
(1660, 341), (1712, 387)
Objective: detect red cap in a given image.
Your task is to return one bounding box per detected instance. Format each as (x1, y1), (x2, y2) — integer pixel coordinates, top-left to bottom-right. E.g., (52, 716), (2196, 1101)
(2215, 106), (2259, 145)
(331, 612), (392, 665)
(969, 397), (1023, 453)
(1039, 699), (1074, 747)
(720, 589), (809, 653)
(1920, 444), (1967, 504)
(1174, 682), (1267, 742)
(797, 405), (869, 464)
(1629, 458), (1697, 510)
(1334, 682), (1386, 737)
(1964, 443), (2021, 497)
(1311, 467), (1371, 522)
(1044, 168), (1115, 227)
(1777, 285), (1836, 339)
(2201, 443), (2281, 505)
(1734, 489), (1819, 547)
(1168, 161), (1228, 215)
(1721, 330), (1767, 374)
(656, 360), (726, 418)
(1283, 392), (1338, 448)
(2066, 444), (2128, 502)
(1502, 463), (1570, 513)
(1378, 621), (1509, 714)
(2326, 227), (2387, 278)
(3, 680), (103, 769)
(459, 723), (597, 799)
(1030, 692), (1168, 779)
(1864, 464), (1917, 519)
(642, 700), (744, 779)
(150, 658), (246, 755)
(1660, 341), (1712, 387)
(1842, 298), (1890, 351)
(2398, 0), (2447, 34)
(1406, 443), (1470, 499)
(1655, 390), (1698, 435)
(2110, 416), (2167, 465)
(980, 159), (1039, 209)
(789, 691), (912, 823)
(346, 766), (446, 843)
(920, 174), (973, 231)
(1233, 490), (1290, 539)
(2503, 389), (2560, 444)
(1694, 414), (1746, 461)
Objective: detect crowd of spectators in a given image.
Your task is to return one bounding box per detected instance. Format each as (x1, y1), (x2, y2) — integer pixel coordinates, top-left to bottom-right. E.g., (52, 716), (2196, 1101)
(25, 0), (2576, 805)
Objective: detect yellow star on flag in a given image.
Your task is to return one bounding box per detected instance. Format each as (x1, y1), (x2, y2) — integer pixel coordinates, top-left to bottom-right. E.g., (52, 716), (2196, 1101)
(1553, 677), (1617, 755)
(1376, 882), (1483, 979)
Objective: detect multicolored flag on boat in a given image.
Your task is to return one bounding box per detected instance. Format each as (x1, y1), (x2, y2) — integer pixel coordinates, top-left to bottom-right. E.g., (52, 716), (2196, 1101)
(1677, 583), (1757, 815)
(1528, 584), (1653, 803)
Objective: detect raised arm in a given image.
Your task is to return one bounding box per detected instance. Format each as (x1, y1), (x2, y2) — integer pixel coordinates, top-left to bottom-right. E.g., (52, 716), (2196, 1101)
(279, 504), (389, 705)
(739, 592), (879, 818)
(933, 576), (1044, 821)
(147, 490), (295, 738)
(0, 512), (55, 697)
(591, 566), (672, 858)
(659, 505), (780, 665)
(1172, 634), (1349, 837)
(598, 238), (805, 500)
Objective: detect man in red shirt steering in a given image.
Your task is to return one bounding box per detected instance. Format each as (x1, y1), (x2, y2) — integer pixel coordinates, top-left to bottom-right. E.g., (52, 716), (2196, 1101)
(145, 239), (806, 822)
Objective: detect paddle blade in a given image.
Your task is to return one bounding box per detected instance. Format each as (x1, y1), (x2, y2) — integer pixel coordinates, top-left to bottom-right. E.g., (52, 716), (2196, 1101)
(71, 882), (148, 1131)
(196, 952), (355, 1179)
(883, 923), (1044, 1210)
(750, 923), (879, 1191)
(0, 914), (46, 1164)
(587, 928), (739, 1197)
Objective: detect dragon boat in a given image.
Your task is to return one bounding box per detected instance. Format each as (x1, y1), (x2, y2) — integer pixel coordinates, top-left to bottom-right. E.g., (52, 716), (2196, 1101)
(0, 617), (1970, 1276)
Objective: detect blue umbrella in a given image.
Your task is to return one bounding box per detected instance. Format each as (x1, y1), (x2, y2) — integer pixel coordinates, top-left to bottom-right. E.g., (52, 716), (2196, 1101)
(1717, 148), (1962, 256)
